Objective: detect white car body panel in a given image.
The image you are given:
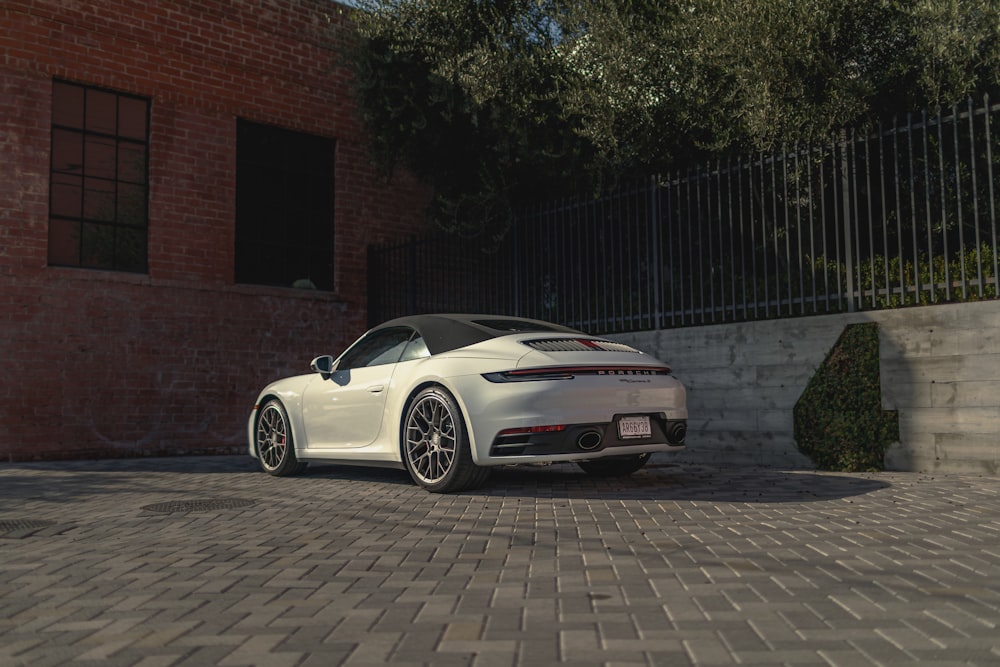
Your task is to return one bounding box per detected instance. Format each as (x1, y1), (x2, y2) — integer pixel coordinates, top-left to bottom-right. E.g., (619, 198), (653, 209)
(301, 364), (394, 450)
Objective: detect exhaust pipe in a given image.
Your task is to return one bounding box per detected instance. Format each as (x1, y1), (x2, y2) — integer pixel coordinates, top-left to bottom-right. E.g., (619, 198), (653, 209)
(666, 422), (687, 444)
(577, 430), (603, 451)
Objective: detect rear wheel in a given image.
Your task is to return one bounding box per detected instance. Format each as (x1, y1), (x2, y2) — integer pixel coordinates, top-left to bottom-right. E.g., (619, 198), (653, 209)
(255, 400), (306, 476)
(403, 387), (489, 493)
(577, 452), (651, 477)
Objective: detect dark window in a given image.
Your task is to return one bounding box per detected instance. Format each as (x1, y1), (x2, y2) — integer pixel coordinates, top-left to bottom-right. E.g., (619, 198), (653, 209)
(399, 334), (430, 362)
(338, 327), (415, 370)
(235, 120), (335, 291)
(48, 80), (149, 272)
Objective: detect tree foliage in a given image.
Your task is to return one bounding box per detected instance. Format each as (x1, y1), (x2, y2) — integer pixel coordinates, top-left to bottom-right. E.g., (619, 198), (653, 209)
(346, 0), (1000, 235)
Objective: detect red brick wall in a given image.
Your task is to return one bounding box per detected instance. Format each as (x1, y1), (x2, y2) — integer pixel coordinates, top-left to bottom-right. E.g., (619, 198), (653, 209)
(0, 0), (432, 460)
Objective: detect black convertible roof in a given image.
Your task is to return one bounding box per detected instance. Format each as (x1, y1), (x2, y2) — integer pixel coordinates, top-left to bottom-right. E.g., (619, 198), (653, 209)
(374, 314), (583, 356)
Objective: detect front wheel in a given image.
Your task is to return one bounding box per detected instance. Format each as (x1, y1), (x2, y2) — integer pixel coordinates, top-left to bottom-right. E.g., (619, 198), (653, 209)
(255, 399), (306, 476)
(402, 387), (489, 493)
(577, 452), (651, 477)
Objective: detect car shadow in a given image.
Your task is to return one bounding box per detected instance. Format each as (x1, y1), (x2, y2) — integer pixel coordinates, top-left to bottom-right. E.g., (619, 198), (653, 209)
(1, 456), (890, 505)
(304, 461), (890, 503)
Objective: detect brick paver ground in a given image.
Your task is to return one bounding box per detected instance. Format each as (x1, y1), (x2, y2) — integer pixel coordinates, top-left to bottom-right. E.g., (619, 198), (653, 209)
(1, 455), (998, 666)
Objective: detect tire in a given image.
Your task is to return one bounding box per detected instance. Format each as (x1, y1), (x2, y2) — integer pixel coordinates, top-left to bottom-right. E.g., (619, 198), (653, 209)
(577, 452), (651, 477)
(255, 399), (306, 476)
(402, 387), (489, 493)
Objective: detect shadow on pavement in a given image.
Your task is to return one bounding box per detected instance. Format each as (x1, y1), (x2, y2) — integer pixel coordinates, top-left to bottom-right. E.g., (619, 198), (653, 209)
(0, 455), (258, 475)
(0, 456), (259, 507)
(304, 461), (890, 503)
(1, 456), (890, 505)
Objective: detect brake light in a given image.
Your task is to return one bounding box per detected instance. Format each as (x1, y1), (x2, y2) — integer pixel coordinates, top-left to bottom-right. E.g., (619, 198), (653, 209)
(497, 424), (567, 436)
(482, 369), (574, 382)
(482, 366), (669, 382)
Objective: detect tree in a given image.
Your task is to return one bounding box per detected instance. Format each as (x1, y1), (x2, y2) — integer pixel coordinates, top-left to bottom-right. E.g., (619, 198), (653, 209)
(347, 0), (588, 237)
(904, 0), (1000, 110)
(346, 0), (1000, 236)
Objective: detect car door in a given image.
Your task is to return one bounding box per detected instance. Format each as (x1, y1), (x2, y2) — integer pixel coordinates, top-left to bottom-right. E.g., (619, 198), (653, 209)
(301, 326), (415, 450)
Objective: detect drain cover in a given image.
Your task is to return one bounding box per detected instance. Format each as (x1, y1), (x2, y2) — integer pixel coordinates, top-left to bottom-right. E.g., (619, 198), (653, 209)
(142, 498), (256, 513)
(0, 519), (57, 538)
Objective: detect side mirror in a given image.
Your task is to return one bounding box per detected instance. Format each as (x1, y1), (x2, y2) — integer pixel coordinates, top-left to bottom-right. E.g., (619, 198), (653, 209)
(310, 355), (335, 378)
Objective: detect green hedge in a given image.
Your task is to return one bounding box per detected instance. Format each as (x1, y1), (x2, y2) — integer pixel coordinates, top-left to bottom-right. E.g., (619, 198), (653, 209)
(662, 243), (998, 321)
(793, 322), (900, 472)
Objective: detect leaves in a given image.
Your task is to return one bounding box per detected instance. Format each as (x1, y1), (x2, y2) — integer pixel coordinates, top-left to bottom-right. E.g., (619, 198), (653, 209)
(345, 0), (1000, 236)
(793, 323), (900, 472)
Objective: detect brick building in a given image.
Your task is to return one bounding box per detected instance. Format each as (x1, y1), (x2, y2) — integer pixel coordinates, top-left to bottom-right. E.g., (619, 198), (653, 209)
(1, 1), (431, 461)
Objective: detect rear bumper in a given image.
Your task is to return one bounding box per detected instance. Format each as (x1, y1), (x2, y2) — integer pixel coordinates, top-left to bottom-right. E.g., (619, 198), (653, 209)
(489, 416), (687, 458)
(448, 369), (687, 466)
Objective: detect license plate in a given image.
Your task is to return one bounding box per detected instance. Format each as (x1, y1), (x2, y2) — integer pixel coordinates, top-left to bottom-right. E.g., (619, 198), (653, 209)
(617, 415), (651, 439)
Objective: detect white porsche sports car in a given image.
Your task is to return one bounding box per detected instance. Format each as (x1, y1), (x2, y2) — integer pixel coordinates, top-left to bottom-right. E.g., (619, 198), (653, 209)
(248, 314), (687, 493)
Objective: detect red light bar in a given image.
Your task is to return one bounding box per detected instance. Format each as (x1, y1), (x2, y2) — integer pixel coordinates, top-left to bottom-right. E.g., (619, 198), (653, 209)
(503, 365), (670, 377)
(497, 424), (567, 436)
(483, 365), (670, 382)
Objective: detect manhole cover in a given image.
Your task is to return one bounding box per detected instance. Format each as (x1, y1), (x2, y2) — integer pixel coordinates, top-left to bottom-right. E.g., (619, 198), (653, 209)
(141, 498), (256, 513)
(0, 519), (57, 538)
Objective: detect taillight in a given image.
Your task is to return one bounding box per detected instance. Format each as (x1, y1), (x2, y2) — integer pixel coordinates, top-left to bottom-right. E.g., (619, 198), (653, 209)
(497, 424), (567, 436)
(482, 369), (575, 382)
(482, 366), (669, 382)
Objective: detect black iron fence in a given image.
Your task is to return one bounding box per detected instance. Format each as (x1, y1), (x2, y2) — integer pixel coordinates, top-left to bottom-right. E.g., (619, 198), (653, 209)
(369, 95), (1000, 334)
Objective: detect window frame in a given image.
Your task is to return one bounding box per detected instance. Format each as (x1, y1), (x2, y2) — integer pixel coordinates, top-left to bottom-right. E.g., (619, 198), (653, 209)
(48, 79), (150, 273)
(337, 327), (419, 371)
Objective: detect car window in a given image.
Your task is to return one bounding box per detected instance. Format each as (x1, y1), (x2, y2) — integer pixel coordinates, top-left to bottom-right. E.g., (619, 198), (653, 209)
(337, 327), (415, 370)
(399, 334), (430, 362)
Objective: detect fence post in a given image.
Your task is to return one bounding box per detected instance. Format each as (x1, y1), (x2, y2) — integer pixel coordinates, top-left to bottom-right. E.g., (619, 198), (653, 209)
(512, 222), (521, 317)
(650, 174), (662, 330)
(367, 244), (378, 327)
(407, 236), (417, 316)
(840, 131), (856, 312)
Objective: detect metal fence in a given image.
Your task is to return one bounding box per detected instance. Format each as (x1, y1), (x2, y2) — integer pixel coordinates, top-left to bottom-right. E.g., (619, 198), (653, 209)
(369, 95), (1000, 334)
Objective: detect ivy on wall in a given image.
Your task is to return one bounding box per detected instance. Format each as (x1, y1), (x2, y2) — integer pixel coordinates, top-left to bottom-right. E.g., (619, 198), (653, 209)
(793, 322), (900, 472)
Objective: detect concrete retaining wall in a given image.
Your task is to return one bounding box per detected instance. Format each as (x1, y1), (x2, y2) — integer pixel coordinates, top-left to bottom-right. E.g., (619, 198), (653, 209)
(611, 301), (1000, 474)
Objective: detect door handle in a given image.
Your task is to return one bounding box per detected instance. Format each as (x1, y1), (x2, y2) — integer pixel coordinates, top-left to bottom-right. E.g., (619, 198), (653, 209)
(369, 385), (385, 393)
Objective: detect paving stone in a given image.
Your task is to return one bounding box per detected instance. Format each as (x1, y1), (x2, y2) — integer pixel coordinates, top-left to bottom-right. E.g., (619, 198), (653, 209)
(1, 457), (999, 665)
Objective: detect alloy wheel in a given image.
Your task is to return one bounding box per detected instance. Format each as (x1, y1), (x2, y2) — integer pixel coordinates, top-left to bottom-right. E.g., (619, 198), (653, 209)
(404, 393), (457, 484)
(257, 403), (288, 471)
